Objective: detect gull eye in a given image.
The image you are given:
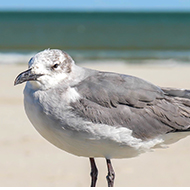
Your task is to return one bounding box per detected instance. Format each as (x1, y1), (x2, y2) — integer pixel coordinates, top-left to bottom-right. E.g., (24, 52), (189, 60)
(52, 63), (59, 69)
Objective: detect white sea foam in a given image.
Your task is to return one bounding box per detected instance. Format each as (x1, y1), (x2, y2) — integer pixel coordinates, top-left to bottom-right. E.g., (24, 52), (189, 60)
(1, 51), (190, 66)
(0, 52), (36, 65)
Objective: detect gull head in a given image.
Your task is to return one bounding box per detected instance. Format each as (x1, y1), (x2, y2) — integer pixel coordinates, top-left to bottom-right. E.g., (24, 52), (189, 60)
(14, 49), (75, 89)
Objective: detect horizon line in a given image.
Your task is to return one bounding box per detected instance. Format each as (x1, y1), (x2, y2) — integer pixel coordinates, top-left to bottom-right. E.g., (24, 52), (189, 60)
(0, 8), (190, 13)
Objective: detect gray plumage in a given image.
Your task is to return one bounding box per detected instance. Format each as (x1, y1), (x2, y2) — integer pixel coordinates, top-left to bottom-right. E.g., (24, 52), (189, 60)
(70, 71), (190, 140)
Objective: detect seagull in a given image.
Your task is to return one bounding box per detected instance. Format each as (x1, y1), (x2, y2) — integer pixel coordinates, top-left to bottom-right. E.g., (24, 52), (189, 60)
(14, 49), (190, 187)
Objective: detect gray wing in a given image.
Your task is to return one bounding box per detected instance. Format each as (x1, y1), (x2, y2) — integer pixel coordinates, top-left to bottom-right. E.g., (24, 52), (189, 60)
(71, 72), (190, 140)
(74, 72), (165, 108)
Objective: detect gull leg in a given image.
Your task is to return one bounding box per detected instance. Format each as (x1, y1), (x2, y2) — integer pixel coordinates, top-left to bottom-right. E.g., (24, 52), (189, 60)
(106, 159), (115, 187)
(89, 157), (98, 187)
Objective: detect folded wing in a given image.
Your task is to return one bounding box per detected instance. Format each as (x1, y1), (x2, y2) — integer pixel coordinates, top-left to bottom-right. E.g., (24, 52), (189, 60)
(71, 72), (190, 140)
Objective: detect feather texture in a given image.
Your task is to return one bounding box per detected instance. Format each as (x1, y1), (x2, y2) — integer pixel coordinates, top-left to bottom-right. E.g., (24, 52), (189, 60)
(70, 72), (190, 140)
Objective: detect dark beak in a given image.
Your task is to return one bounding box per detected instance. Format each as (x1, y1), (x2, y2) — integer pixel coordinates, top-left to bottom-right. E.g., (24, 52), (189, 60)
(14, 68), (44, 86)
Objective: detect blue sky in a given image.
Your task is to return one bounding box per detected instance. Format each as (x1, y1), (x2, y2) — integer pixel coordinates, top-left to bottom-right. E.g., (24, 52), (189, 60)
(0, 0), (190, 11)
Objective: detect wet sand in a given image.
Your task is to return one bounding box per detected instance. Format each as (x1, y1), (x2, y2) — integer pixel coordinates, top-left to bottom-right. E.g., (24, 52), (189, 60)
(1, 63), (190, 187)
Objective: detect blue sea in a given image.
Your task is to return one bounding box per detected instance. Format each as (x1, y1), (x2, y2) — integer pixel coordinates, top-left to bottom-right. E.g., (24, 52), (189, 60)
(1, 11), (190, 64)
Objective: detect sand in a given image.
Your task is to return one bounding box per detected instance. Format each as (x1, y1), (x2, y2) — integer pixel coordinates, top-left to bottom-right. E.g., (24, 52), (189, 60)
(1, 62), (190, 187)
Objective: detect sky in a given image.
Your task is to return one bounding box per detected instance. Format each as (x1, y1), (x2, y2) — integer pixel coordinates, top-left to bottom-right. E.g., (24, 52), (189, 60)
(0, 0), (190, 11)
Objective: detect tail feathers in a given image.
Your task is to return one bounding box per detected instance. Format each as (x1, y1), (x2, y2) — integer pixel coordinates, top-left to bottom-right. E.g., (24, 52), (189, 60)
(153, 88), (190, 133)
(161, 87), (190, 99)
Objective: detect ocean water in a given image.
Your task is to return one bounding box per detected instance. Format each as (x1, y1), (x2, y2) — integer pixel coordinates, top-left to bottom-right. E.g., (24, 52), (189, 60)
(1, 11), (190, 64)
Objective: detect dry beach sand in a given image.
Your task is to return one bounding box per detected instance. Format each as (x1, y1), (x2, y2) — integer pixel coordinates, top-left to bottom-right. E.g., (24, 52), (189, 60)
(1, 61), (190, 187)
